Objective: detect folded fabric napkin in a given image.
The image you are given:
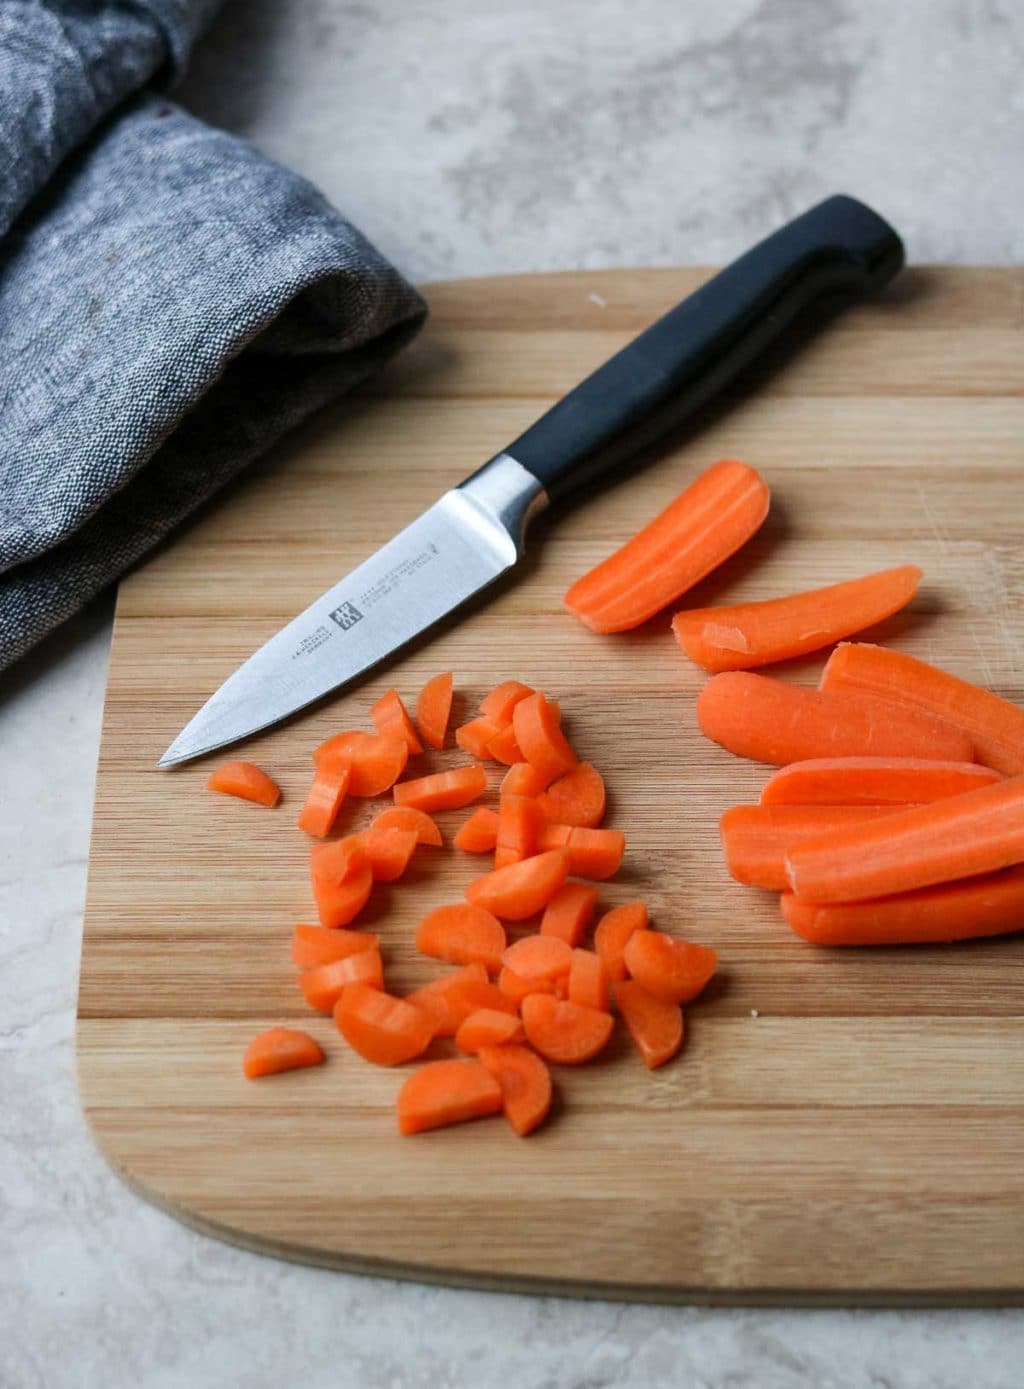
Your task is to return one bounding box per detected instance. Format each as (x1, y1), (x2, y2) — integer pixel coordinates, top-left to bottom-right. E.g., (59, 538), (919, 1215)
(0, 0), (427, 672)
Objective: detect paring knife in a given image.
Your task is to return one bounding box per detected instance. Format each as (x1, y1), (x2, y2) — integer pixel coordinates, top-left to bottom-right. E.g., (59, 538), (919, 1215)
(159, 194), (903, 767)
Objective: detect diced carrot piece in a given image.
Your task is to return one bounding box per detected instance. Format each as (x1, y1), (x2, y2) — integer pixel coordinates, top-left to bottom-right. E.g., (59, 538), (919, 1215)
(291, 924), (380, 970)
(206, 760), (280, 807)
(513, 692), (577, 781)
(540, 882), (599, 946)
(405, 963), (488, 1037)
(311, 859), (374, 929)
(314, 731), (409, 795)
(466, 848), (570, 921)
(719, 804), (901, 890)
(242, 1027), (324, 1079)
(394, 763), (488, 812)
(310, 833), (369, 885)
(415, 903), (507, 973)
(334, 983), (436, 1065)
(615, 982), (684, 1069)
(445, 975), (519, 1026)
(416, 671), (454, 750)
(456, 715), (504, 759)
(479, 680), (535, 722)
(501, 762), (553, 797)
(567, 948), (609, 1012)
(477, 1043), (553, 1136)
(537, 762), (606, 828)
(594, 901), (648, 981)
(539, 825), (625, 880)
(299, 948), (384, 1012)
(296, 764), (349, 837)
(760, 757), (1001, 807)
(397, 1059), (503, 1135)
(372, 805), (443, 847)
(623, 930), (717, 1004)
(371, 688), (424, 755)
(455, 1008), (525, 1053)
(521, 994), (614, 1064)
(454, 806), (500, 853)
(486, 721), (525, 765)
(502, 934), (573, 983)
(498, 966), (557, 1005)
(362, 827), (419, 882)
(494, 794), (546, 869)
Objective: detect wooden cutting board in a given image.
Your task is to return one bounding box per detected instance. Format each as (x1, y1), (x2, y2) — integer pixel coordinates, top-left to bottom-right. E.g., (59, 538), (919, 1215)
(78, 267), (1024, 1303)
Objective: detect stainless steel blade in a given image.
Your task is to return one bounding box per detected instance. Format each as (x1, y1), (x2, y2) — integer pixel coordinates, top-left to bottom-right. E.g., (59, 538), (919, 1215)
(158, 455), (546, 766)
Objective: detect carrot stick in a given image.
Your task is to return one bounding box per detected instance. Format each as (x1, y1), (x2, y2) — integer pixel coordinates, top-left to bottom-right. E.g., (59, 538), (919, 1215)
(314, 731), (408, 795)
(501, 762), (553, 797)
(296, 764), (349, 837)
(485, 722), (525, 765)
(465, 848), (570, 920)
(780, 865), (1024, 946)
(405, 963), (489, 1037)
(564, 459), (770, 633)
(696, 671), (975, 766)
(512, 692), (577, 781)
(415, 903), (507, 973)
(479, 680), (534, 722)
(416, 671), (454, 750)
(291, 925), (380, 970)
(455, 715), (504, 759)
(821, 642), (1024, 775)
(453, 806), (500, 853)
(455, 1008), (525, 1054)
(206, 761), (280, 807)
(397, 1059), (503, 1134)
(299, 947), (384, 1012)
(622, 931), (717, 1004)
(537, 762), (606, 828)
(614, 983), (684, 1069)
(361, 826), (419, 882)
(567, 948), (609, 1012)
(719, 804), (904, 890)
(785, 775), (1024, 904)
(593, 901), (648, 981)
(671, 565), (922, 672)
(540, 882), (599, 946)
(477, 1044), (553, 1136)
(335, 983), (436, 1066)
(371, 688), (424, 755)
(520, 994), (614, 1064)
(502, 934), (573, 983)
(539, 824), (625, 880)
(494, 794), (546, 868)
(243, 1027), (324, 1079)
(760, 757), (1002, 807)
(371, 805), (443, 847)
(393, 763), (488, 812)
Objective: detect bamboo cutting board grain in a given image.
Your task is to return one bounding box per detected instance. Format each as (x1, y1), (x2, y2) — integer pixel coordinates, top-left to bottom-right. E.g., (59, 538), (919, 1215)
(78, 268), (1024, 1302)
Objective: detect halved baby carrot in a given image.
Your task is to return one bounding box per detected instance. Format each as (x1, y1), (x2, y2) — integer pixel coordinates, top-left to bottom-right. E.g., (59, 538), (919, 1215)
(513, 692), (577, 781)
(536, 762), (606, 828)
(785, 775), (1024, 904)
(477, 1044), (553, 1136)
(719, 804), (901, 890)
(671, 564), (922, 673)
(371, 805), (443, 847)
(405, 963), (488, 1036)
(415, 903), (507, 973)
(501, 762), (553, 797)
(299, 948), (384, 1012)
(593, 901), (648, 981)
(696, 671), (975, 766)
(498, 966), (556, 1006)
(371, 688), (423, 755)
(821, 642), (1024, 775)
(564, 459), (770, 633)
(540, 882), (599, 946)
(291, 924), (380, 970)
(486, 722), (525, 765)
(397, 1059), (503, 1135)
(314, 731), (409, 795)
(243, 1027), (324, 1079)
(455, 1008), (525, 1053)
(466, 848), (570, 921)
(760, 757), (1002, 807)
(361, 826), (419, 882)
(494, 794), (546, 869)
(480, 680), (534, 722)
(207, 761), (280, 807)
(521, 994), (614, 1064)
(456, 716), (504, 759)
(567, 948), (609, 1012)
(416, 671), (454, 750)
(334, 983), (436, 1066)
(502, 934), (573, 983)
(453, 806), (500, 853)
(614, 982), (684, 1069)
(780, 864), (1024, 946)
(394, 763), (488, 812)
(539, 824), (625, 880)
(623, 931), (717, 1004)
(296, 764), (349, 837)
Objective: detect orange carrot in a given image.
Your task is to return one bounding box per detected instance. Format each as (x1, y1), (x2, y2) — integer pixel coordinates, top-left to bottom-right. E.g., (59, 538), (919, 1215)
(512, 692), (577, 781)
(371, 805), (443, 847)
(334, 983), (436, 1066)
(479, 680), (534, 722)
(361, 826), (419, 882)
(498, 966), (556, 1006)
(564, 459), (770, 633)
(521, 994), (614, 1064)
(486, 722), (525, 765)
(539, 824), (625, 879)
(455, 1008), (525, 1053)
(780, 865), (1024, 946)
(593, 901), (648, 981)
(299, 948), (383, 1012)
(371, 688), (423, 754)
(719, 804), (902, 890)
(567, 948), (609, 1012)
(502, 934), (573, 983)
(540, 882), (599, 946)
(501, 762), (552, 797)
(760, 757), (1002, 807)
(314, 731), (409, 795)
(671, 565), (922, 673)
(397, 1059), (503, 1135)
(405, 963), (489, 1037)
(416, 671), (454, 750)
(310, 833), (369, 884)
(206, 760), (280, 807)
(296, 764), (349, 837)
(785, 775), (1024, 904)
(696, 671), (975, 766)
(536, 762), (606, 828)
(466, 848), (570, 920)
(477, 1043), (553, 1136)
(623, 931), (717, 1004)
(242, 1027), (324, 1079)
(614, 982), (684, 1069)
(415, 903), (507, 973)
(291, 924), (380, 970)
(393, 763), (488, 812)
(456, 715), (504, 759)
(453, 806), (500, 853)
(821, 643), (1024, 775)
(445, 974), (519, 1025)
(310, 838), (374, 929)
(494, 794), (546, 868)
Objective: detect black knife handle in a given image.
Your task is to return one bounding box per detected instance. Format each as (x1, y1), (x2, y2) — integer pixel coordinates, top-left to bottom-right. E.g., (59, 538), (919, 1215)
(508, 194), (903, 503)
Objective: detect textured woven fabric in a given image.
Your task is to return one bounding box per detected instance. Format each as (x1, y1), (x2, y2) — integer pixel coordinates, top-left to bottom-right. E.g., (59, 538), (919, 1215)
(0, 2), (426, 670)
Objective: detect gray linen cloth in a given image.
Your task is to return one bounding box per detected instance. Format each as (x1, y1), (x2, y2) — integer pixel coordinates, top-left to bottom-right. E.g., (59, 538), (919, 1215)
(0, 1), (427, 671)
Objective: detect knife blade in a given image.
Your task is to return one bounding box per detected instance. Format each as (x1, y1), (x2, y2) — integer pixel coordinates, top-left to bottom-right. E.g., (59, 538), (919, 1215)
(160, 194), (903, 767)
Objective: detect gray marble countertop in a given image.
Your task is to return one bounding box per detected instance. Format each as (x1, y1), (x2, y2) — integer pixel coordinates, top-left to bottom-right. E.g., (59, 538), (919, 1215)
(3, 3), (1023, 1386)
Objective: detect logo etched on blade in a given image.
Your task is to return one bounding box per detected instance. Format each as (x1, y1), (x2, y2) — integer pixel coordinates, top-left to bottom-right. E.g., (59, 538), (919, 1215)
(329, 601), (364, 631)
